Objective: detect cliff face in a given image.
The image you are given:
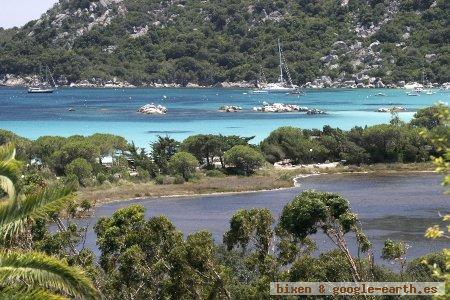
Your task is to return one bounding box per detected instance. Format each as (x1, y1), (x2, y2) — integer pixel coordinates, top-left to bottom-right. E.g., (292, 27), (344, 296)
(0, 0), (448, 86)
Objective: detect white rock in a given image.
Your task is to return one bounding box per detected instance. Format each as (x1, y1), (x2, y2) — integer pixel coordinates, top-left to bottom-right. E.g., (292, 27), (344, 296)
(425, 53), (437, 61)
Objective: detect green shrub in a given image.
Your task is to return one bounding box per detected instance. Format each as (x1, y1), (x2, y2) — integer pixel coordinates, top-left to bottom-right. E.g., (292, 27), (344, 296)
(63, 174), (80, 191)
(96, 172), (107, 184)
(173, 174), (185, 184)
(65, 158), (93, 186)
(135, 166), (150, 181)
(80, 199), (92, 211)
(168, 151), (198, 181)
(155, 175), (164, 185)
(224, 145), (265, 176)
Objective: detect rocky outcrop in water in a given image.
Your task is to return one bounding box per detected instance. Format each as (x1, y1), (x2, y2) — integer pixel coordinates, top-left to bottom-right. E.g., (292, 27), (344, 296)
(137, 104), (167, 114)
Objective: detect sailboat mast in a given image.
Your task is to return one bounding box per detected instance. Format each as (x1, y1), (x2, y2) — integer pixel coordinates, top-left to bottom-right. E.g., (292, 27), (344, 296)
(278, 39), (283, 83)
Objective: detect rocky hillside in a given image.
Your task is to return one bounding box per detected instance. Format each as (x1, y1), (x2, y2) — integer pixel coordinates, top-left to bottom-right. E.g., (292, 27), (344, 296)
(0, 0), (448, 87)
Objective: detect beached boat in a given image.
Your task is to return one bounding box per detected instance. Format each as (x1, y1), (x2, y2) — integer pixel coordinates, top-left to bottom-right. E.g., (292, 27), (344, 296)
(28, 66), (56, 93)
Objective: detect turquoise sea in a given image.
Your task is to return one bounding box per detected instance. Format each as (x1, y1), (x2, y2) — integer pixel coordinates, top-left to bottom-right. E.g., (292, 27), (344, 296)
(0, 87), (447, 147)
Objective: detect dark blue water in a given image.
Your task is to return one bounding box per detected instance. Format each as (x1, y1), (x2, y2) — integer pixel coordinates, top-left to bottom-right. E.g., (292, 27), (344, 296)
(1, 87), (447, 147)
(77, 173), (448, 263)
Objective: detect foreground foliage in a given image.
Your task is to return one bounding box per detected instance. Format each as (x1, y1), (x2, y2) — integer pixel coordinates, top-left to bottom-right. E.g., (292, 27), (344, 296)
(0, 144), (99, 299)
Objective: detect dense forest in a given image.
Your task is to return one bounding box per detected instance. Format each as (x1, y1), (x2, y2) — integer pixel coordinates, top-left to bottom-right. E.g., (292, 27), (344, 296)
(0, 0), (449, 86)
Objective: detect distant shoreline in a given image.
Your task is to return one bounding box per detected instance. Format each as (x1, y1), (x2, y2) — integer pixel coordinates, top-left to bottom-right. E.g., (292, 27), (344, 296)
(1, 78), (448, 90)
(82, 165), (435, 208)
(1, 84), (447, 90)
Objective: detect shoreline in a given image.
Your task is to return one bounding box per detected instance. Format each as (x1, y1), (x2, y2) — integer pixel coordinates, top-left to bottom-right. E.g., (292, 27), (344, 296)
(1, 81), (448, 90)
(86, 168), (437, 208)
(1, 85), (447, 90)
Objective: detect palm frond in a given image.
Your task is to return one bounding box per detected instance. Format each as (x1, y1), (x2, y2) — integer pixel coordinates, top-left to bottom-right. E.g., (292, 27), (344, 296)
(0, 143), (23, 200)
(0, 251), (98, 300)
(0, 185), (74, 239)
(0, 143), (16, 161)
(0, 175), (16, 200)
(0, 286), (67, 300)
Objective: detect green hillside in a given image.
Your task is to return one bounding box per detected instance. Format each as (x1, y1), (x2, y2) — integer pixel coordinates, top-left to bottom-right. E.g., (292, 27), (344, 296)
(0, 0), (448, 86)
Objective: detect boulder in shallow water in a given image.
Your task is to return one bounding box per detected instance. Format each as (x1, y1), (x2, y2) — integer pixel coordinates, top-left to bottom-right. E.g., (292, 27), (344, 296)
(138, 103), (167, 114)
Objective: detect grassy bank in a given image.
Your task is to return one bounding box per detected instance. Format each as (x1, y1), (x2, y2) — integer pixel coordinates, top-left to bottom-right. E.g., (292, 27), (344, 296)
(77, 162), (434, 206)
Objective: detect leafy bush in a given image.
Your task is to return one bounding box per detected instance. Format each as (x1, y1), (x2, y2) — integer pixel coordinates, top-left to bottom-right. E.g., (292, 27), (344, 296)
(65, 158), (93, 186)
(135, 166), (150, 181)
(96, 172), (108, 185)
(154, 175), (164, 185)
(173, 174), (185, 184)
(224, 145), (265, 175)
(168, 151), (198, 181)
(260, 127), (327, 164)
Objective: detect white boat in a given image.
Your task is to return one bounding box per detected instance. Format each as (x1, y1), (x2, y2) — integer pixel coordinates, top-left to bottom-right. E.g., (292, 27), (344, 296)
(404, 82), (423, 90)
(256, 39), (299, 93)
(251, 89), (269, 94)
(28, 66), (56, 93)
(28, 87), (55, 93)
(262, 83), (298, 93)
(407, 91), (420, 96)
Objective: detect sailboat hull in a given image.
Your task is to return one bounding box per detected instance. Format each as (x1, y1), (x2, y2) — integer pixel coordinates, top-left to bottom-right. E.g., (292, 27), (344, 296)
(260, 83), (299, 93)
(28, 88), (54, 93)
(27, 66), (56, 94)
(265, 87), (298, 93)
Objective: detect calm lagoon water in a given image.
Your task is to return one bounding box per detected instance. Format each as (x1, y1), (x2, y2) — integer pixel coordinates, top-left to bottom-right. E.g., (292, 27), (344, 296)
(78, 173), (448, 262)
(1, 87), (448, 147)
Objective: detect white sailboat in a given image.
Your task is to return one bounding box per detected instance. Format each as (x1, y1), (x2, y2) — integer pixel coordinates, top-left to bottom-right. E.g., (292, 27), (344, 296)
(28, 66), (57, 93)
(256, 39), (299, 93)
